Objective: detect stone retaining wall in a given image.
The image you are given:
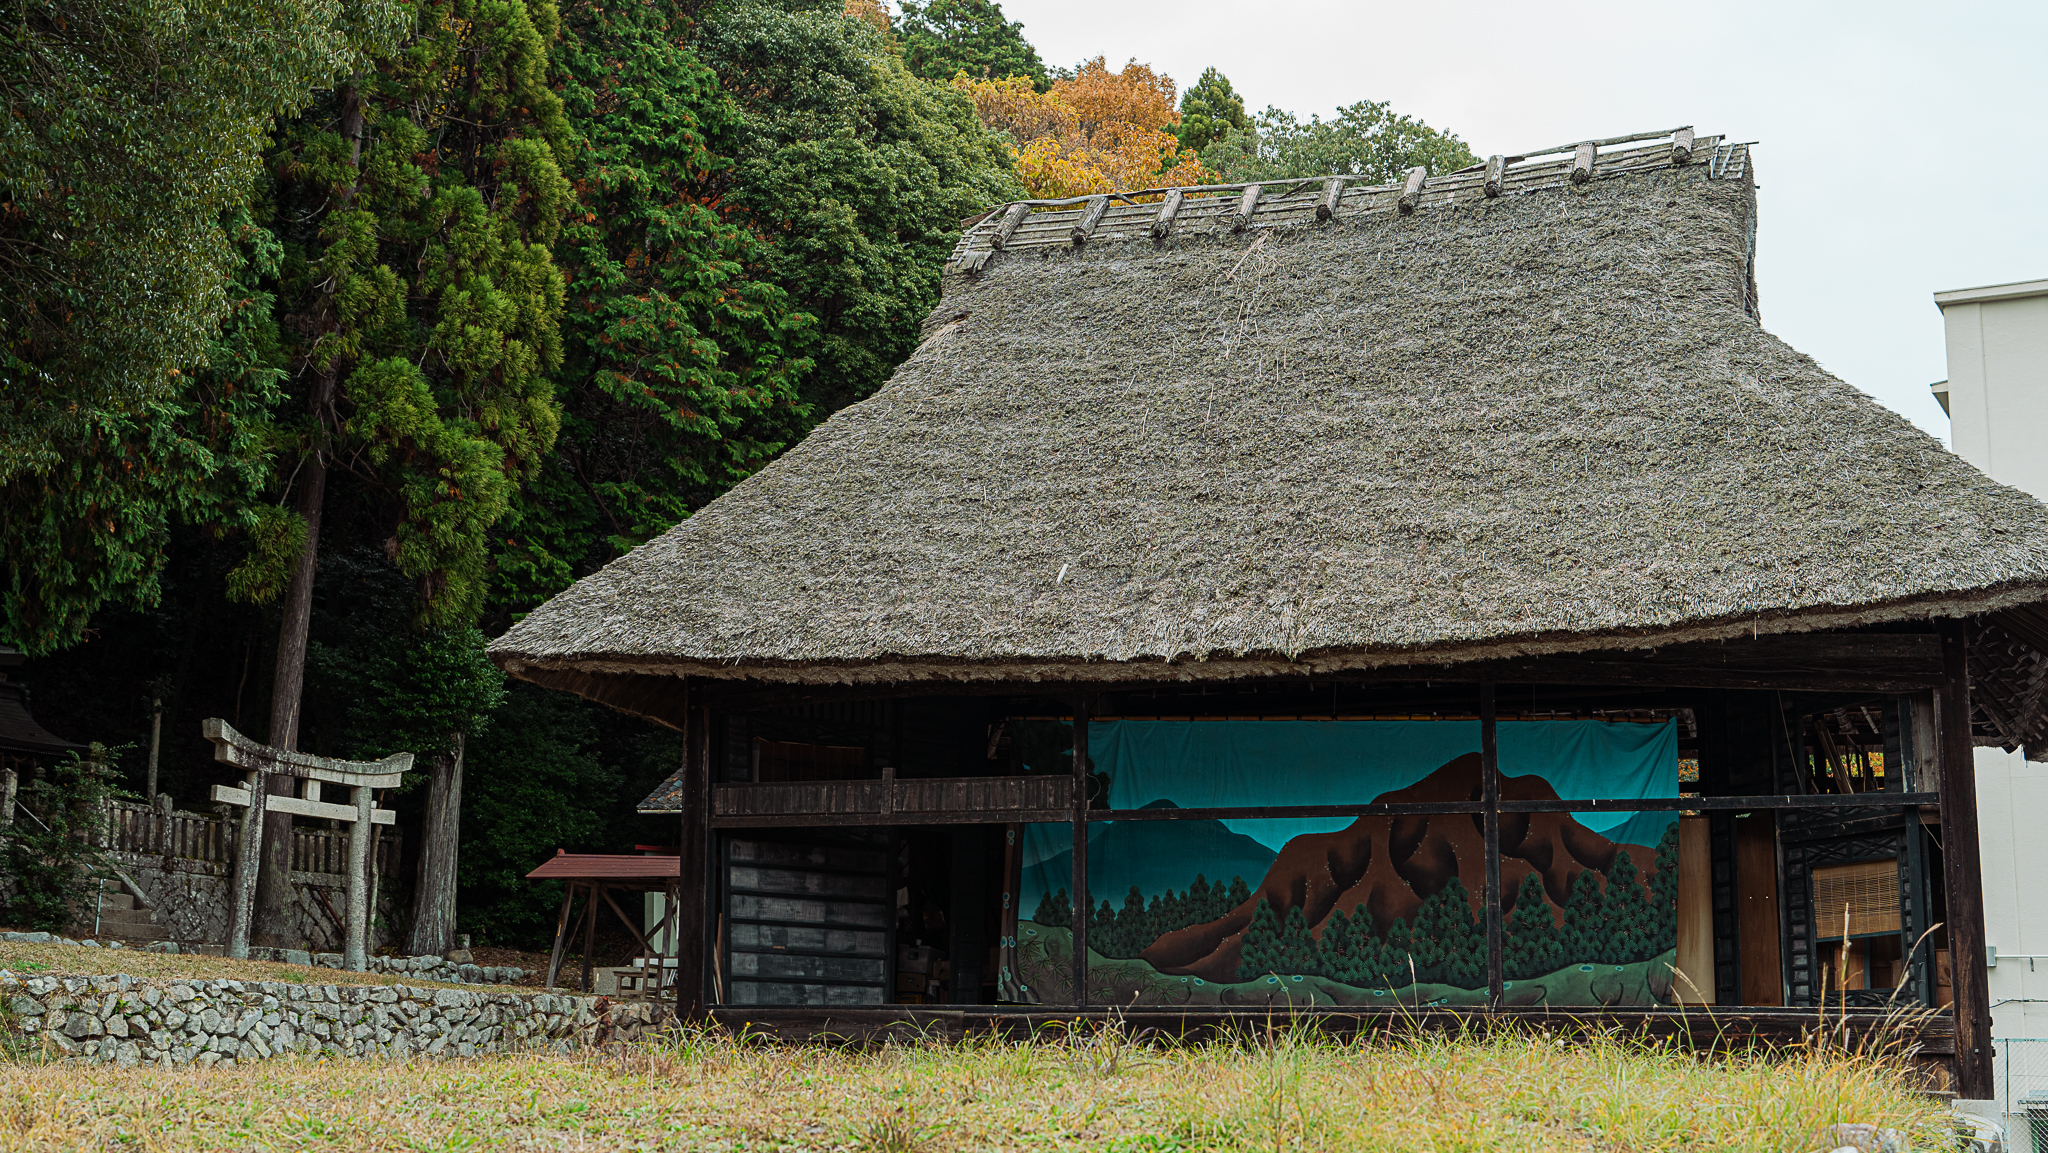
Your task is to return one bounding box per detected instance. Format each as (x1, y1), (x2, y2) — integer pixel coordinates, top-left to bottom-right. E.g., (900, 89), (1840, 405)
(1, 971), (671, 1067)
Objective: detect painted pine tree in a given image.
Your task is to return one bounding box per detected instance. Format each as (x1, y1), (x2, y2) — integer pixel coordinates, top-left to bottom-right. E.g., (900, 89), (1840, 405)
(1649, 822), (1681, 956)
(1319, 907), (1356, 983)
(1187, 875), (1212, 924)
(1600, 851), (1652, 965)
(1225, 876), (1252, 921)
(1276, 906), (1319, 976)
(1381, 917), (1415, 988)
(1503, 872), (1565, 980)
(1091, 899), (1119, 958)
(1236, 898), (1282, 981)
(1559, 868), (1606, 966)
(1115, 886), (1147, 957)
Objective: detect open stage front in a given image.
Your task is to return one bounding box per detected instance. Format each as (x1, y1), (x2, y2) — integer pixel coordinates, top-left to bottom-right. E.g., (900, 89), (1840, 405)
(588, 625), (2011, 1095)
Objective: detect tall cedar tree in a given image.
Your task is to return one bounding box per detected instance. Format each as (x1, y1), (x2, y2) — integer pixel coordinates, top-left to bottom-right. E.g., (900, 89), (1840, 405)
(693, 2), (1024, 414)
(0, 0), (406, 491)
(491, 0), (812, 615)
(253, 0), (572, 951)
(896, 0), (1047, 88)
(1173, 67), (1248, 155)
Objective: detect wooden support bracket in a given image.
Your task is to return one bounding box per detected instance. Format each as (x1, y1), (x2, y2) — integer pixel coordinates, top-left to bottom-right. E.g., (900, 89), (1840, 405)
(1571, 142), (1596, 184)
(1316, 177), (1344, 221)
(1398, 167), (1427, 214)
(1483, 155), (1505, 198)
(1232, 183), (1260, 232)
(990, 203), (1029, 250)
(1070, 196), (1109, 245)
(1672, 127), (1695, 165)
(1150, 188), (1184, 239)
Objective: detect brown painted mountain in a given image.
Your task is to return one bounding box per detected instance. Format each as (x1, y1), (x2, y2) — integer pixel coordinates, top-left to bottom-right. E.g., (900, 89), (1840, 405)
(1140, 754), (1665, 983)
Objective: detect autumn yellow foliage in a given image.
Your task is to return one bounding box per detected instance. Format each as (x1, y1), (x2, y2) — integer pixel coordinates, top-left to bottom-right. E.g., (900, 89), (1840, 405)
(956, 57), (1214, 199)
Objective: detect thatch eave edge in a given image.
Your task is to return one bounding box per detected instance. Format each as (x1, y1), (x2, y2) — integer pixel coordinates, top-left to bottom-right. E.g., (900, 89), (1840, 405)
(491, 581), (2048, 690)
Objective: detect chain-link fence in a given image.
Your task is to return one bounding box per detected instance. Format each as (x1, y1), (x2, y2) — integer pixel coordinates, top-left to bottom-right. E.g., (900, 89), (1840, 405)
(1994, 1040), (2048, 1152)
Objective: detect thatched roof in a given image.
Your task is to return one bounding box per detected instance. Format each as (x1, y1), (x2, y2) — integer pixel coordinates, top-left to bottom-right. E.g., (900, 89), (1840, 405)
(492, 127), (2048, 693)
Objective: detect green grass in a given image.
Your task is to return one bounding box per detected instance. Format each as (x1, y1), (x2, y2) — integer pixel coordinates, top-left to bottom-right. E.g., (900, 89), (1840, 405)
(0, 1015), (1951, 1151)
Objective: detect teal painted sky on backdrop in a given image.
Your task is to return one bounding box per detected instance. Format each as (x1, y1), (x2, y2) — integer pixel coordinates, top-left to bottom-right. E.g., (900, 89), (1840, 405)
(1090, 718), (1676, 849)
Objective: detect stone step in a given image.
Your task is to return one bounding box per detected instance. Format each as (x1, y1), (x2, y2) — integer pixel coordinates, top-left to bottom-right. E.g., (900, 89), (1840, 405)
(95, 922), (169, 943)
(96, 906), (155, 927)
(95, 892), (137, 912)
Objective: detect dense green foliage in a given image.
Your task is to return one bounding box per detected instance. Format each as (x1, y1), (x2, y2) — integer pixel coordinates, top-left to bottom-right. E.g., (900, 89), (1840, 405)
(0, 0), (407, 484)
(0, 751), (124, 931)
(1201, 99), (1477, 183)
(897, 0), (1047, 88)
(0, 217), (291, 655)
(1173, 67), (1247, 155)
(693, 3), (1025, 414)
(494, 0), (812, 612)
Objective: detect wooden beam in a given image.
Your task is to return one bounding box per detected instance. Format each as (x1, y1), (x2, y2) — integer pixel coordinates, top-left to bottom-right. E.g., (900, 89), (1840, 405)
(1069, 196), (1109, 245)
(1398, 167), (1427, 214)
(1498, 793), (1937, 814)
(1483, 155), (1505, 198)
(673, 693), (710, 1015)
(1672, 128), (1695, 165)
(1071, 699), (1091, 1007)
(1232, 183), (1260, 231)
(1316, 177), (1344, 222)
(1149, 188), (1184, 240)
(580, 881), (599, 994)
(1937, 619), (1993, 1099)
(1480, 680), (1503, 1006)
(544, 883), (577, 989)
(210, 784), (395, 825)
(712, 809), (1070, 829)
(1571, 142), (1596, 184)
(990, 203), (1029, 250)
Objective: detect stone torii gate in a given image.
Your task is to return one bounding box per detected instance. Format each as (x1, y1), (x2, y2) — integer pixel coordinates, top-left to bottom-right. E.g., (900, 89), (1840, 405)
(204, 719), (408, 969)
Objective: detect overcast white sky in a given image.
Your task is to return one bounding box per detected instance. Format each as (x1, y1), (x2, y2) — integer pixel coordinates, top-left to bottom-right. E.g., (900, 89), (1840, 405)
(982, 0), (2047, 440)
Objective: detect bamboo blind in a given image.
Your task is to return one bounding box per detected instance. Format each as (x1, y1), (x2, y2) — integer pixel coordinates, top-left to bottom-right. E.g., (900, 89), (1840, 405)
(1812, 859), (1901, 938)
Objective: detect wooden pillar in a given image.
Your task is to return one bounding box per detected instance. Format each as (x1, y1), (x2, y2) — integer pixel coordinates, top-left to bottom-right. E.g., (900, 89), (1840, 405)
(544, 883), (577, 989)
(580, 883), (599, 994)
(672, 691), (710, 1015)
(1937, 619), (1994, 1099)
(1480, 680), (1503, 1006)
(1, 765), (15, 828)
(225, 769), (268, 959)
(1070, 700), (1091, 1008)
(344, 783), (371, 971)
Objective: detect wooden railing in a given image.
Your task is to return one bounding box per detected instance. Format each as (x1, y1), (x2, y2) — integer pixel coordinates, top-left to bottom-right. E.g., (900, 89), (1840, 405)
(711, 772), (1071, 827)
(102, 799), (401, 875)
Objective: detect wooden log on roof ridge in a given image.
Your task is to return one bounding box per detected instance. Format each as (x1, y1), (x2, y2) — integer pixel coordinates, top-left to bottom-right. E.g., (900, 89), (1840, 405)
(1315, 177), (1344, 221)
(1571, 142), (1596, 184)
(1672, 127), (1695, 164)
(1232, 183), (1260, 232)
(1070, 196), (1109, 245)
(1398, 167), (1427, 213)
(990, 202), (1029, 249)
(1149, 188), (1184, 239)
(1483, 155), (1505, 198)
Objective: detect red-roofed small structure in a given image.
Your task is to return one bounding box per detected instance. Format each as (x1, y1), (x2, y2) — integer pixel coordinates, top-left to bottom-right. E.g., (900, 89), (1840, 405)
(527, 849), (682, 993)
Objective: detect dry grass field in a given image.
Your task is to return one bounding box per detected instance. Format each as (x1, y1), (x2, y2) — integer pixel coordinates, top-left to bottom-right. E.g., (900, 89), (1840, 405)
(0, 1017), (1950, 1152)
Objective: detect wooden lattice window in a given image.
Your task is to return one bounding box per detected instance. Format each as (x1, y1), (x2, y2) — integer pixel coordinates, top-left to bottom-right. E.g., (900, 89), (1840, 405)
(1811, 859), (1900, 939)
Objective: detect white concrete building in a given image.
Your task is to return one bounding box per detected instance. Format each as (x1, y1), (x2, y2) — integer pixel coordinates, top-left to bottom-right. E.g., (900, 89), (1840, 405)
(1934, 277), (2048, 1114)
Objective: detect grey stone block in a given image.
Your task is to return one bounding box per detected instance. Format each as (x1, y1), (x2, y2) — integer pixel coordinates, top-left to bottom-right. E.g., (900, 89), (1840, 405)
(282, 949), (311, 968)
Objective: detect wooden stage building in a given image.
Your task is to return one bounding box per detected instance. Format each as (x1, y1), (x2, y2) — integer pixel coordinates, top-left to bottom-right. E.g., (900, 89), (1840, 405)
(490, 127), (2048, 1098)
